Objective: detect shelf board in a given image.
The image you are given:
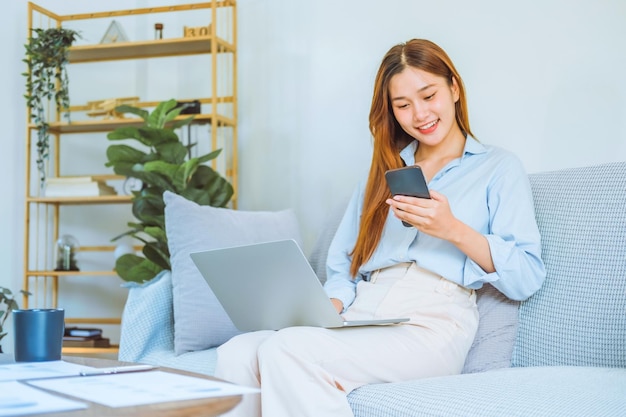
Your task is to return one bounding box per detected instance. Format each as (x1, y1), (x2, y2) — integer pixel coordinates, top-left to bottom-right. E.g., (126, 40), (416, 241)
(26, 270), (118, 277)
(69, 36), (234, 63)
(62, 345), (120, 354)
(64, 318), (122, 325)
(34, 113), (235, 134)
(27, 195), (132, 204)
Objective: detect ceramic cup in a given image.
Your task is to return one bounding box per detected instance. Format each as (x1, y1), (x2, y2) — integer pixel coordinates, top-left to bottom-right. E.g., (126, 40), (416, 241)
(13, 308), (65, 362)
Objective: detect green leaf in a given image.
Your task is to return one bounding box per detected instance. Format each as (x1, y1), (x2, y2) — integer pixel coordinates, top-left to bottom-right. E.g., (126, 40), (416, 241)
(144, 160), (198, 193)
(197, 148), (223, 164)
(143, 226), (166, 241)
(107, 127), (143, 141)
(183, 165), (234, 207)
(148, 99), (179, 128)
(170, 115), (195, 129)
(132, 189), (165, 224)
(142, 242), (170, 270)
(114, 105), (149, 121)
(154, 141), (188, 165)
(108, 126), (178, 148)
(114, 254), (163, 283)
(136, 127), (179, 147)
(106, 144), (148, 165)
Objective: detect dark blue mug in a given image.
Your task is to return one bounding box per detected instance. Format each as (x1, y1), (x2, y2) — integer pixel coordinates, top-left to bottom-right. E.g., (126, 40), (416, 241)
(13, 308), (65, 362)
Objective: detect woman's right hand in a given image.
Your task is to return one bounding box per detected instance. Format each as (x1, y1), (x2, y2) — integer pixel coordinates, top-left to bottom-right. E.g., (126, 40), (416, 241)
(330, 298), (344, 314)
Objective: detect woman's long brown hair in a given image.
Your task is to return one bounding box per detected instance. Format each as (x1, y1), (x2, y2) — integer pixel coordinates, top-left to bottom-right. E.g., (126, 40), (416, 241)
(349, 39), (474, 277)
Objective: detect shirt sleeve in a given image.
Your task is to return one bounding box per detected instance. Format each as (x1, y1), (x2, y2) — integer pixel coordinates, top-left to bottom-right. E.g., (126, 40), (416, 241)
(323, 183), (364, 311)
(462, 156), (546, 301)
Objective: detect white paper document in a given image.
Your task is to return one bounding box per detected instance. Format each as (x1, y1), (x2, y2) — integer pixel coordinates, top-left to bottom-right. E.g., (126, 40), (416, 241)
(29, 370), (260, 408)
(0, 381), (87, 416)
(0, 360), (95, 382)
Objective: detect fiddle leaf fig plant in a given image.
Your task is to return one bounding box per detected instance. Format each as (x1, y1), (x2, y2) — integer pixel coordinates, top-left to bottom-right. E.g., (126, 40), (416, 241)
(23, 27), (80, 187)
(106, 99), (234, 283)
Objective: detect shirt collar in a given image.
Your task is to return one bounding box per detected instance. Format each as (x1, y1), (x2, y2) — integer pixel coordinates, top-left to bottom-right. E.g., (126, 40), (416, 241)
(399, 135), (486, 166)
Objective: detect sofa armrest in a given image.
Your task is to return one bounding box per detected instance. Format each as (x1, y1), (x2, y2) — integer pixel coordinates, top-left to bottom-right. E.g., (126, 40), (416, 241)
(118, 271), (174, 363)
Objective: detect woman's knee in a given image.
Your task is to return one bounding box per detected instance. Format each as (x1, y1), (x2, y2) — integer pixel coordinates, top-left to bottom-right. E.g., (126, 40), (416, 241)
(257, 327), (323, 364)
(216, 331), (274, 373)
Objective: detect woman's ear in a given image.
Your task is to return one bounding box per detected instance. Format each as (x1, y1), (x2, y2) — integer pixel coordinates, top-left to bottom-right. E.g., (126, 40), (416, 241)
(451, 77), (460, 103)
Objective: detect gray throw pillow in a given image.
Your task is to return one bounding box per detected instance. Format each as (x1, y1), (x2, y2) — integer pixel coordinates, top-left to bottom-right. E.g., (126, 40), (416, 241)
(164, 191), (302, 355)
(462, 284), (519, 374)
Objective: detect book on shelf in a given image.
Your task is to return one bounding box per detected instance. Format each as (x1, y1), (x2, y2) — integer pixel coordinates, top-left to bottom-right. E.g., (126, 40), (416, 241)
(64, 327), (103, 337)
(62, 335), (100, 341)
(46, 176), (98, 184)
(62, 337), (110, 348)
(44, 179), (117, 197)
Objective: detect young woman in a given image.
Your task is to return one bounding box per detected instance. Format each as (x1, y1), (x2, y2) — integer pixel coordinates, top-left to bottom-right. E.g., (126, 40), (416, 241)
(214, 38), (546, 417)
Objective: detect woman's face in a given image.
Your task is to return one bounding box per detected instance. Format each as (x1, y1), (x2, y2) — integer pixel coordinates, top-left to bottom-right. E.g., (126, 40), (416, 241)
(389, 67), (461, 148)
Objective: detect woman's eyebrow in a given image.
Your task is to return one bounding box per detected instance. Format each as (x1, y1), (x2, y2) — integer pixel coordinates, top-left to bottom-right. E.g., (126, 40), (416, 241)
(391, 84), (436, 101)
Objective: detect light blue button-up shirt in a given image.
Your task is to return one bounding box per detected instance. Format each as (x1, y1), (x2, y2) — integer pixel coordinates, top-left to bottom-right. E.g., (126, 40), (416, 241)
(324, 137), (546, 309)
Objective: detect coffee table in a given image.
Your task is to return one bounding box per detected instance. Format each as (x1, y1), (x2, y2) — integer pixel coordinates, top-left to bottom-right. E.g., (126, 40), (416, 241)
(5, 355), (242, 417)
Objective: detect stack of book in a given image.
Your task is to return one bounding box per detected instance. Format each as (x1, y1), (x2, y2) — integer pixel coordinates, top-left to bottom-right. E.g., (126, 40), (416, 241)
(63, 327), (110, 348)
(44, 176), (117, 197)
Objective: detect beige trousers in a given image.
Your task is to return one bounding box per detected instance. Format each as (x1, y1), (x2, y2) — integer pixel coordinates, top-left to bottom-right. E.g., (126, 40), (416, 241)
(214, 262), (478, 417)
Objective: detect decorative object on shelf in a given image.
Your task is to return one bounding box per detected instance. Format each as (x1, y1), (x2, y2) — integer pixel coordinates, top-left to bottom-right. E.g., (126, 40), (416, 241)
(100, 20), (129, 44)
(64, 327), (102, 337)
(23, 27), (80, 188)
(86, 96), (140, 119)
(63, 336), (110, 348)
(105, 99), (234, 283)
(0, 287), (30, 353)
(175, 100), (202, 158)
(183, 24), (211, 38)
(122, 177), (144, 195)
(154, 23), (164, 39)
(54, 234), (80, 271)
(175, 100), (201, 114)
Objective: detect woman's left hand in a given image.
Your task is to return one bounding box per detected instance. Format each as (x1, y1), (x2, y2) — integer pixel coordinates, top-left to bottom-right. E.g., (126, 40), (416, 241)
(387, 190), (496, 273)
(386, 190), (460, 241)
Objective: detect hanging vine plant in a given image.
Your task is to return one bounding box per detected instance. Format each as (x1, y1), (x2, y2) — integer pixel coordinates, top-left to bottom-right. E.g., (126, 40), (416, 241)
(23, 27), (80, 187)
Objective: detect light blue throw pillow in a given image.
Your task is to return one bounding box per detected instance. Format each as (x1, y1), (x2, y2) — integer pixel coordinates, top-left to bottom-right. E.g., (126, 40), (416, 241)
(163, 191), (302, 355)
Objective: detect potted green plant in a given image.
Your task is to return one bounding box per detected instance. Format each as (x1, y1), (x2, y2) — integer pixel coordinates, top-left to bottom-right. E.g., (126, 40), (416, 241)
(106, 99), (234, 283)
(0, 287), (23, 353)
(23, 27), (80, 187)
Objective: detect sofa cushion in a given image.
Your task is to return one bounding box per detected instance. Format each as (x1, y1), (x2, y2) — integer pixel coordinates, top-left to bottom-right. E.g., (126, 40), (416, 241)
(461, 284), (519, 373)
(118, 269), (219, 375)
(164, 191), (302, 355)
(348, 366), (626, 417)
(119, 270), (174, 363)
(513, 162), (626, 367)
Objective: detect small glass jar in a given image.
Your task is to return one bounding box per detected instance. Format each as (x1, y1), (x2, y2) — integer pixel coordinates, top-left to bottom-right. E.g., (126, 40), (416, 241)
(55, 234), (80, 271)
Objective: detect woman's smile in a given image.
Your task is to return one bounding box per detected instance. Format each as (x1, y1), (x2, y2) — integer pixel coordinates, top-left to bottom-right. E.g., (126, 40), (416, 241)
(417, 119), (439, 134)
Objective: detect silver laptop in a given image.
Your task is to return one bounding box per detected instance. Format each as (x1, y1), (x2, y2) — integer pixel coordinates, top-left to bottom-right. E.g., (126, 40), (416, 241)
(190, 239), (409, 331)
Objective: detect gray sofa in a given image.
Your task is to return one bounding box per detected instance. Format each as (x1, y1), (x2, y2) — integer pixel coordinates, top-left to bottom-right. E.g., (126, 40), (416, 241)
(119, 162), (626, 416)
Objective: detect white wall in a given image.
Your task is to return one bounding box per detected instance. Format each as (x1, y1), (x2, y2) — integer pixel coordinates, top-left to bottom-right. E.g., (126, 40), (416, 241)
(236, 0), (626, 252)
(1, 0), (625, 351)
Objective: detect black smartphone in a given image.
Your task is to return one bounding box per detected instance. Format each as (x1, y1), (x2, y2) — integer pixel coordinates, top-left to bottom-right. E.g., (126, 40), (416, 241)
(384, 165), (430, 227)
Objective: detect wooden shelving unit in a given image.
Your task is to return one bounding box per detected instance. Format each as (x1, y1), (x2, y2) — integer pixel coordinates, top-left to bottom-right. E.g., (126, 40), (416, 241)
(23, 1), (237, 356)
